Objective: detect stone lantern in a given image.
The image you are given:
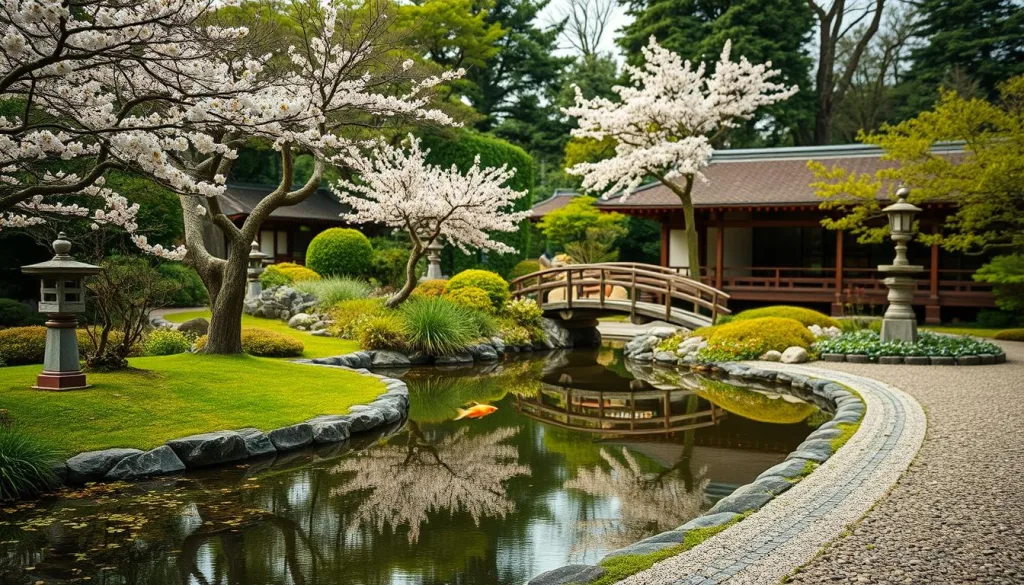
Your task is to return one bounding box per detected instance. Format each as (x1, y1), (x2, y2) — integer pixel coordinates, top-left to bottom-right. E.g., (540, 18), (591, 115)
(422, 237), (445, 281)
(21, 233), (102, 390)
(879, 188), (923, 343)
(247, 240), (270, 299)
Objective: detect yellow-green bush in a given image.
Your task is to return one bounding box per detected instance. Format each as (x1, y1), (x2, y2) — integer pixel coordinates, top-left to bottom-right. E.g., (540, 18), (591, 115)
(143, 329), (191, 356)
(355, 313), (407, 351)
(445, 269), (510, 311)
(194, 328), (304, 357)
(498, 319), (532, 346)
(306, 228), (373, 277)
(443, 286), (494, 313)
(509, 259), (541, 280)
(703, 317), (815, 353)
(994, 328), (1024, 341)
(0, 326), (47, 365)
(731, 305), (839, 328)
(260, 262), (321, 288)
(502, 298), (543, 328)
(412, 279), (448, 298)
(327, 298), (387, 339)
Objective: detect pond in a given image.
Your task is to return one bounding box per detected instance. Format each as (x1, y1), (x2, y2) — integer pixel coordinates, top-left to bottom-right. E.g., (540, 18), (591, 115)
(0, 346), (826, 585)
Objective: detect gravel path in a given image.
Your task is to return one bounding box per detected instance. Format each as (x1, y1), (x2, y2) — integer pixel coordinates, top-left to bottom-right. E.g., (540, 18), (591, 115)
(787, 340), (1024, 585)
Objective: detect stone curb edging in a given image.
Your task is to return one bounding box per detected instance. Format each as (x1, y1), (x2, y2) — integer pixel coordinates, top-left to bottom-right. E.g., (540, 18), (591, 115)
(51, 361), (409, 486)
(526, 362), (873, 585)
(820, 351), (1006, 365)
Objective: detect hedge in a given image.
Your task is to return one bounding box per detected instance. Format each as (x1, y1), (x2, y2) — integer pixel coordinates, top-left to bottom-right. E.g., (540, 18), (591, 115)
(994, 328), (1024, 341)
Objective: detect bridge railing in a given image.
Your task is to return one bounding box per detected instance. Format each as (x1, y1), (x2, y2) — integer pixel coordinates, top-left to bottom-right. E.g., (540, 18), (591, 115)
(509, 262), (731, 324)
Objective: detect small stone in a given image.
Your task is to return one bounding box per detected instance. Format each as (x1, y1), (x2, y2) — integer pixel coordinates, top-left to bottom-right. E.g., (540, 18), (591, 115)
(435, 352), (474, 365)
(654, 351), (679, 364)
(760, 350), (783, 362)
(104, 446), (185, 480)
(177, 317), (209, 337)
(371, 351), (411, 368)
(268, 423), (313, 451)
(679, 511), (740, 530)
(781, 346), (809, 364)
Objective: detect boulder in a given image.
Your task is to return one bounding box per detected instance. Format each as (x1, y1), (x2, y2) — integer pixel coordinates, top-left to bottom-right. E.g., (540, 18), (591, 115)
(66, 448), (143, 484)
(435, 352), (473, 366)
(489, 336), (507, 354)
(345, 409), (386, 433)
(371, 351), (411, 368)
(760, 350), (783, 362)
(603, 541), (677, 560)
(653, 351), (678, 364)
(177, 318), (209, 337)
(633, 352), (654, 362)
(104, 446), (185, 480)
(308, 416), (352, 444)
(468, 344), (499, 361)
(647, 326), (678, 339)
(268, 423), (313, 452)
(707, 490), (774, 515)
(781, 346), (809, 364)
(679, 511), (740, 530)
(731, 475), (793, 498)
(236, 428), (276, 458)
(540, 318), (573, 349)
(527, 565), (606, 585)
(786, 439), (834, 462)
(167, 431), (248, 468)
(287, 313), (317, 329)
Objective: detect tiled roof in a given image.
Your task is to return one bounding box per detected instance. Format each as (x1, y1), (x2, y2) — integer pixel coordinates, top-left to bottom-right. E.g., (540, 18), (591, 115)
(529, 189), (579, 219)
(596, 143), (964, 210)
(219, 184), (347, 222)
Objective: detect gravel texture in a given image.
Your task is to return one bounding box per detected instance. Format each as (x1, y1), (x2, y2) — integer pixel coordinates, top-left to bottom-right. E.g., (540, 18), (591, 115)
(786, 340), (1024, 585)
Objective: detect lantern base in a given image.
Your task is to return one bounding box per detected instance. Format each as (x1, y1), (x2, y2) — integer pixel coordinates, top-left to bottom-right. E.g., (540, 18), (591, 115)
(33, 370), (90, 391)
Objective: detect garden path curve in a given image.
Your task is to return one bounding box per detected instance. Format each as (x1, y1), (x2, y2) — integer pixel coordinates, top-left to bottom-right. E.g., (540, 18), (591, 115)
(615, 364), (926, 585)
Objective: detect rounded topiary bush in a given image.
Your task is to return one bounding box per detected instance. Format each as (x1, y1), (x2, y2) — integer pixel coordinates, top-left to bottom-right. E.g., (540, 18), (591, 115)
(994, 328), (1024, 341)
(445, 270), (510, 311)
(704, 317), (815, 352)
(195, 328), (304, 357)
(143, 329), (192, 356)
(509, 259), (541, 281)
(260, 262), (321, 288)
(443, 286), (494, 313)
(731, 305), (839, 328)
(306, 228), (373, 277)
(412, 279), (448, 299)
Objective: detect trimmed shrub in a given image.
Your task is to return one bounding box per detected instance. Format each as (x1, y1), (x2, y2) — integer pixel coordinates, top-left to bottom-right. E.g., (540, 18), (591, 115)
(143, 329), (192, 356)
(293, 277), (372, 307)
(355, 313), (408, 351)
(702, 317), (815, 356)
(0, 299), (43, 327)
(194, 328), (304, 357)
(502, 298), (543, 328)
(157, 263), (209, 307)
(327, 298), (388, 339)
(0, 326), (47, 365)
(412, 279), (448, 298)
(260, 262), (321, 289)
(260, 264), (292, 288)
(0, 428), (59, 501)
(400, 297), (477, 355)
(443, 286), (495, 313)
(976, 309), (1019, 329)
(994, 328), (1024, 341)
(509, 259), (541, 281)
(498, 319), (532, 346)
(306, 228), (373, 277)
(731, 306), (839, 328)
(445, 270), (510, 311)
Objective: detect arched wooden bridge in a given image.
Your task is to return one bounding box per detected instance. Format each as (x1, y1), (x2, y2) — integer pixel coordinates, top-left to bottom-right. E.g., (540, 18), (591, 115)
(509, 262), (731, 330)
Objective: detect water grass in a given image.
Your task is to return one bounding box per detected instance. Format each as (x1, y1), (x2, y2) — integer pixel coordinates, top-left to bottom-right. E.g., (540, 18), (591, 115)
(0, 428), (59, 501)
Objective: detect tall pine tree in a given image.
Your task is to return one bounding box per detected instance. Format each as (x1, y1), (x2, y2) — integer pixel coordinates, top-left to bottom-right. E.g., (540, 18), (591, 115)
(618, 0), (816, 145)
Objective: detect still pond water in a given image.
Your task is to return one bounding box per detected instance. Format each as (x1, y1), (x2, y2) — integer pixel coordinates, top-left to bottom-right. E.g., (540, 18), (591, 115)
(0, 346), (823, 585)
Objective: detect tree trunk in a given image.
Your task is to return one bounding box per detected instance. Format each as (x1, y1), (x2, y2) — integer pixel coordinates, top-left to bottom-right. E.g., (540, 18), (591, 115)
(203, 246), (248, 354)
(386, 246), (425, 308)
(662, 174), (701, 279)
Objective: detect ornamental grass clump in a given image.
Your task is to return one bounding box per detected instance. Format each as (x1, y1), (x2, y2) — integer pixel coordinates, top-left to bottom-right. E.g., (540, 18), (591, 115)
(400, 297), (478, 355)
(293, 276), (372, 307)
(730, 305), (840, 328)
(0, 428), (59, 501)
(355, 313), (408, 351)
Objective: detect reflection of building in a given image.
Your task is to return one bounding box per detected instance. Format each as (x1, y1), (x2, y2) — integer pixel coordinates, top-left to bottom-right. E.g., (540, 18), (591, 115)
(514, 383), (726, 435)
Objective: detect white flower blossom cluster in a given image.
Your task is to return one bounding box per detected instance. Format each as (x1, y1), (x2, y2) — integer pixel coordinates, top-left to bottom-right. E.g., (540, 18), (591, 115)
(332, 134), (528, 254)
(563, 37), (798, 199)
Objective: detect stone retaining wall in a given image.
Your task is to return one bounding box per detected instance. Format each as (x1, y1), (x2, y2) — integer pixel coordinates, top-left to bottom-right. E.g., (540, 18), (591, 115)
(821, 352), (1006, 365)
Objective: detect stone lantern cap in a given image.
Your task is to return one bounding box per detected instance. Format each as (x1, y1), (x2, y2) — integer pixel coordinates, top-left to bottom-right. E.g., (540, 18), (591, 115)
(249, 240), (270, 262)
(21, 232), (102, 277)
(881, 194), (922, 216)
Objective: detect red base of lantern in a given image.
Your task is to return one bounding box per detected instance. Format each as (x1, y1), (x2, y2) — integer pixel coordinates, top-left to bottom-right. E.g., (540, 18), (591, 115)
(34, 370), (89, 391)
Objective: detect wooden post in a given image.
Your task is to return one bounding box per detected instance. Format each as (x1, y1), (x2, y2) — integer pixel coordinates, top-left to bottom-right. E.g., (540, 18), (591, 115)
(630, 270), (637, 318)
(832, 230), (844, 317)
(927, 225), (941, 324)
(566, 269), (573, 309)
(660, 220), (670, 268)
(599, 268), (606, 307)
(715, 219), (725, 290)
(665, 280), (672, 321)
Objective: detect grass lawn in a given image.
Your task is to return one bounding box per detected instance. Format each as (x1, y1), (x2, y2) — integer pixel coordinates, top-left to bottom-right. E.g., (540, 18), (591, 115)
(0, 354), (383, 454)
(165, 310), (359, 358)
(921, 325), (1004, 339)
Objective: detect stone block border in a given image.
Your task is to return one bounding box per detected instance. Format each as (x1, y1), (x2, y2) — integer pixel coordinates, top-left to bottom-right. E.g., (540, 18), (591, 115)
(820, 351), (1005, 365)
(52, 361), (409, 486)
(527, 360), (926, 585)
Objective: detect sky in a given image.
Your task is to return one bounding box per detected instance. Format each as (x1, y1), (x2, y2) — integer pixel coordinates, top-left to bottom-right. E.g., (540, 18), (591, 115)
(536, 0), (633, 59)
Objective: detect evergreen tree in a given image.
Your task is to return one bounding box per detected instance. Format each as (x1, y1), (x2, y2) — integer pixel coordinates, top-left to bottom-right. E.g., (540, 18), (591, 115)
(618, 0), (816, 145)
(906, 0), (1024, 110)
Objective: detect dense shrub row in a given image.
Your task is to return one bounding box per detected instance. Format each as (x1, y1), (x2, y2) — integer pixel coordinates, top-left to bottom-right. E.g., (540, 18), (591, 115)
(813, 329), (1002, 358)
(195, 328), (304, 357)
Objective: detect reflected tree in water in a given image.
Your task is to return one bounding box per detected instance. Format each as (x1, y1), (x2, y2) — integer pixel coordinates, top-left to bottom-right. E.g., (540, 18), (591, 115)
(331, 424), (529, 542)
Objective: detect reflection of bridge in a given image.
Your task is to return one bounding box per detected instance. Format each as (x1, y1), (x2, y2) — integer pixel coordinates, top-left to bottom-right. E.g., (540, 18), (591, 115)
(509, 262), (730, 330)
(514, 383), (727, 436)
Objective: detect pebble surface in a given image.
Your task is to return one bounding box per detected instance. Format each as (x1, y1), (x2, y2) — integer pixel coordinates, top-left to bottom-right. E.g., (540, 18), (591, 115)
(786, 341), (1024, 585)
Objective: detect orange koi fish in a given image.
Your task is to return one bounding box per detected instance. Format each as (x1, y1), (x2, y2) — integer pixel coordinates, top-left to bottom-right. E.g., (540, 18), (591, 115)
(454, 403), (498, 421)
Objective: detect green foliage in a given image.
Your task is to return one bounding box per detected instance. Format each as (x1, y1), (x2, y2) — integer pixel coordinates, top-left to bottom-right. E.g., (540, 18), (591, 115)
(994, 328), (1024, 341)
(443, 285), (494, 313)
(292, 277), (372, 308)
(974, 255), (1024, 314)
(974, 308), (1020, 329)
(0, 299), (42, 327)
(0, 428), (59, 501)
(306, 228), (374, 277)
(536, 196), (628, 246)
(399, 297), (478, 355)
(355, 313), (408, 351)
(259, 262), (321, 288)
(259, 264), (292, 288)
(412, 279), (449, 298)
(196, 328), (304, 358)
(423, 129), (534, 276)
(157, 263), (209, 308)
(501, 298), (542, 328)
(327, 298), (388, 339)
(497, 319), (532, 346)
(371, 246), (412, 289)
(508, 259), (540, 280)
(619, 217), (662, 264)
(813, 329), (1003, 359)
(697, 378), (818, 424)
(0, 326), (47, 365)
(467, 310), (498, 338)
(445, 269), (511, 310)
(696, 338), (773, 362)
(398, 0), (504, 73)
(731, 306), (840, 328)
(142, 330), (191, 356)
(701, 317), (815, 353)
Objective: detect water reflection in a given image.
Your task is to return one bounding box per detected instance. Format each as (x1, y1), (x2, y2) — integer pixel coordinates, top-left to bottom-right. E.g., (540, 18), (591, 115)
(0, 347), (823, 585)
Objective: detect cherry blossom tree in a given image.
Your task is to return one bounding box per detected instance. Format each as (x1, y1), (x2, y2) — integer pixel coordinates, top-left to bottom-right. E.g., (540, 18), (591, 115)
(333, 134), (529, 307)
(563, 38), (798, 276)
